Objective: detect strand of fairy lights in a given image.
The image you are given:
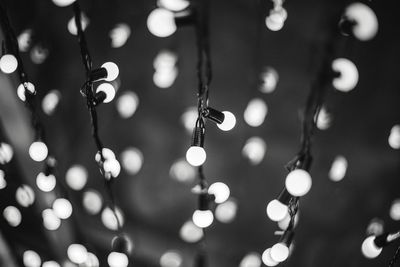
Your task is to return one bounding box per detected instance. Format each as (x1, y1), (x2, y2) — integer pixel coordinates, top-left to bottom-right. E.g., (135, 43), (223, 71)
(265, 0), (288, 32)
(262, 2), (379, 266)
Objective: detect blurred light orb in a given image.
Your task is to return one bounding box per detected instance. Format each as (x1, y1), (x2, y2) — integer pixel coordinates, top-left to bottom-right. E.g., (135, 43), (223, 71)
(30, 44), (49, 64)
(390, 199), (400, 221)
(108, 252), (129, 267)
(169, 158), (196, 183)
(270, 243), (289, 262)
(239, 252), (262, 267)
(16, 184), (35, 207)
(345, 3), (378, 41)
(316, 107), (332, 130)
(266, 16), (284, 31)
(259, 67), (279, 93)
(285, 169), (312, 197)
(0, 170), (6, 189)
(147, 8), (177, 37)
(242, 137), (267, 165)
(97, 148), (116, 162)
(266, 199), (288, 222)
(23, 250), (41, 267)
(215, 198), (237, 223)
(101, 207), (124, 230)
(153, 67), (178, 88)
(3, 206), (22, 227)
(52, 0), (76, 7)
(160, 251), (182, 267)
(121, 147), (143, 175)
(85, 252), (100, 267)
(0, 142), (13, 164)
(278, 212), (299, 231)
(52, 198), (73, 219)
(36, 172), (57, 193)
(154, 50), (178, 70)
(192, 209), (214, 228)
(18, 29), (33, 52)
(0, 54), (18, 74)
(29, 141), (48, 162)
(179, 220), (203, 243)
(42, 90), (61, 116)
(244, 98), (268, 127)
(158, 0), (190, 11)
(181, 107), (197, 134)
(96, 83), (116, 103)
(217, 111), (236, 131)
(102, 62), (119, 82)
(186, 146), (206, 166)
(17, 82), (36, 102)
(261, 248), (278, 266)
(42, 261), (60, 267)
(67, 244), (88, 264)
(68, 13), (89, 35)
(361, 236), (382, 258)
(389, 125), (400, 149)
(66, 165), (88, 191)
(116, 91), (139, 119)
(332, 58), (359, 92)
(110, 23), (131, 48)
(366, 218), (384, 236)
(83, 190), (103, 215)
(42, 209), (61, 231)
(208, 182), (230, 204)
(329, 156), (348, 182)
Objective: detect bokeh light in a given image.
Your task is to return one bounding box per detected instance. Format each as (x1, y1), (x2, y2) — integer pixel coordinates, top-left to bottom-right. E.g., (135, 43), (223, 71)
(121, 147), (143, 175)
(244, 98), (268, 127)
(242, 137), (267, 165)
(169, 158), (196, 183)
(65, 165), (88, 191)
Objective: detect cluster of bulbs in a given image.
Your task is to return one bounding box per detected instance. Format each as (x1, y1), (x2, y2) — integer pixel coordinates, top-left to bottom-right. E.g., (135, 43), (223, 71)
(265, 0), (288, 32)
(95, 148), (122, 179)
(153, 50), (179, 88)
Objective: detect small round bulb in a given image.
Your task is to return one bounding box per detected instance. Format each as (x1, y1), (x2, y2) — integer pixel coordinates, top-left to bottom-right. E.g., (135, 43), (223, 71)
(101, 62), (119, 81)
(17, 82), (36, 102)
(29, 141), (48, 162)
(270, 243), (290, 262)
(23, 250), (41, 267)
(0, 54), (18, 74)
(345, 3), (378, 41)
(332, 58), (359, 92)
(361, 236), (382, 259)
(96, 83), (116, 103)
(217, 111), (236, 131)
(192, 209), (214, 228)
(262, 248), (278, 266)
(285, 169), (312, 197)
(67, 244), (88, 264)
(52, 198), (73, 219)
(108, 252), (129, 267)
(36, 172), (56, 192)
(208, 182), (230, 204)
(186, 146), (206, 166)
(159, 0), (190, 11)
(266, 199), (288, 222)
(52, 0), (76, 7)
(103, 158), (121, 178)
(147, 8), (177, 37)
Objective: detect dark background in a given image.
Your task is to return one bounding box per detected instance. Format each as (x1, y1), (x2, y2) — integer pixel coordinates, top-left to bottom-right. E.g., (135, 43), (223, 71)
(0, 0), (399, 266)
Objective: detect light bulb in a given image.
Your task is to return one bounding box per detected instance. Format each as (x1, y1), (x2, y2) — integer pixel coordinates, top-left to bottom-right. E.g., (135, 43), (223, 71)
(36, 172), (56, 192)
(239, 252), (262, 267)
(332, 58), (359, 92)
(42, 90), (61, 115)
(242, 137), (267, 165)
(265, 16), (284, 31)
(23, 250), (41, 267)
(3, 206), (21, 227)
(0, 170), (6, 189)
(42, 209), (61, 230)
(18, 29), (33, 52)
(170, 158), (196, 183)
(147, 8), (177, 37)
(96, 83), (116, 103)
(121, 147), (143, 175)
(262, 248), (278, 266)
(285, 169), (312, 197)
(107, 252), (129, 267)
(16, 185), (35, 207)
(266, 199), (288, 222)
(244, 98), (268, 127)
(65, 165), (88, 191)
(52, 0), (76, 7)
(101, 62), (119, 81)
(316, 106), (332, 130)
(0, 54), (18, 74)
(208, 182), (230, 204)
(217, 111), (236, 131)
(390, 199), (400, 221)
(0, 142), (13, 164)
(29, 141), (48, 162)
(259, 67), (279, 93)
(52, 198), (73, 219)
(17, 82), (36, 102)
(389, 125), (400, 149)
(153, 67), (178, 88)
(192, 209), (214, 228)
(67, 244), (88, 264)
(116, 91), (139, 119)
(344, 3), (378, 41)
(103, 158), (121, 178)
(67, 13), (89, 35)
(30, 44), (49, 64)
(85, 252), (100, 267)
(329, 156), (348, 182)
(179, 220), (203, 243)
(215, 199), (237, 223)
(186, 146), (206, 166)
(83, 190), (103, 215)
(160, 251), (182, 267)
(101, 207), (124, 230)
(42, 261), (60, 267)
(110, 23), (131, 48)
(361, 236), (382, 258)
(158, 0), (190, 11)
(270, 243), (289, 262)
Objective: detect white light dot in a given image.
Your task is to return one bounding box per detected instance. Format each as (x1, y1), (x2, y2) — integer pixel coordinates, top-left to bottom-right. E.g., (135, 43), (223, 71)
(42, 90), (61, 116)
(332, 58), (359, 92)
(110, 23), (131, 48)
(266, 199), (288, 222)
(96, 83), (116, 103)
(270, 243), (289, 262)
(147, 8), (177, 38)
(179, 220), (204, 243)
(103, 158), (121, 178)
(169, 158), (196, 183)
(181, 107), (197, 134)
(390, 199), (400, 221)
(36, 172), (56, 192)
(42, 261), (60, 267)
(316, 107), (332, 130)
(239, 252), (262, 267)
(85, 252), (100, 267)
(68, 13), (89, 35)
(29, 141), (48, 162)
(160, 251), (182, 267)
(215, 199), (237, 223)
(101, 62), (119, 82)
(285, 169), (312, 197)
(186, 146), (206, 167)
(107, 252), (129, 267)
(259, 67), (279, 93)
(30, 44), (49, 64)
(217, 111), (236, 131)
(329, 156), (348, 182)
(52, 0), (76, 7)
(65, 165), (88, 191)
(0, 54), (18, 74)
(3, 206), (22, 227)
(244, 98), (268, 127)
(17, 82), (36, 102)
(153, 50), (178, 70)
(262, 248), (278, 266)
(18, 29), (33, 52)
(389, 125), (400, 149)
(0, 170), (6, 189)
(242, 137), (267, 165)
(366, 218), (384, 236)
(42, 209), (61, 231)
(192, 209), (214, 228)
(121, 147), (143, 175)
(361, 236), (382, 258)
(52, 198), (73, 219)
(16, 185), (35, 207)
(153, 67), (178, 88)
(158, 0), (190, 11)
(345, 3), (378, 41)
(23, 250), (41, 267)
(208, 182), (230, 204)
(0, 142), (13, 164)
(83, 190), (103, 215)
(116, 91), (139, 119)
(67, 244), (88, 264)
(266, 16), (284, 31)
(101, 207), (124, 230)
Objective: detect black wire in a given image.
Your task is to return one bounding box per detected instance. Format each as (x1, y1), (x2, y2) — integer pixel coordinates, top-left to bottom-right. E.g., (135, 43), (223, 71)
(389, 245), (400, 267)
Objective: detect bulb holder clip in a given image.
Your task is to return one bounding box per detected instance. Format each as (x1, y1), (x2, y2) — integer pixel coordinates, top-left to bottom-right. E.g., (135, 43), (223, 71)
(204, 107), (225, 124)
(374, 231), (400, 248)
(277, 187), (292, 205)
(339, 16), (357, 37)
(94, 91), (107, 105)
(89, 67), (108, 82)
(199, 192), (210, 211)
(279, 229), (294, 246)
(175, 8), (197, 27)
(191, 124), (205, 147)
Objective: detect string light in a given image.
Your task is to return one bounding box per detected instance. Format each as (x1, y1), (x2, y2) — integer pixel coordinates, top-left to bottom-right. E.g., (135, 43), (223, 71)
(147, 8), (178, 37)
(3, 206), (22, 227)
(15, 184), (35, 207)
(67, 13), (89, 35)
(331, 58), (359, 92)
(208, 182), (230, 204)
(239, 252), (262, 267)
(160, 251), (183, 267)
(65, 164), (88, 191)
(158, 0), (190, 12)
(116, 91), (139, 119)
(42, 209), (61, 231)
(110, 23), (131, 48)
(181, 107), (198, 134)
(52, 198), (73, 219)
(388, 125), (400, 149)
(265, 0), (288, 32)
(67, 244), (88, 264)
(0, 169), (6, 189)
(361, 231), (400, 259)
(390, 199), (400, 221)
(329, 155), (348, 182)
(120, 147), (143, 175)
(261, 248), (278, 266)
(215, 198), (238, 223)
(16, 82), (36, 102)
(107, 235), (131, 267)
(23, 250), (41, 267)
(0, 142), (13, 164)
(42, 90), (61, 115)
(82, 190), (103, 215)
(315, 106), (332, 130)
(244, 98), (268, 127)
(259, 67), (279, 93)
(179, 220), (204, 243)
(30, 44), (49, 64)
(28, 141), (49, 162)
(169, 158), (196, 183)
(17, 29), (33, 52)
(285, 169), (312, 197)
(0, 54), (18, 74)
(36, 172), (57, 192)
(42, 261), (60, 267)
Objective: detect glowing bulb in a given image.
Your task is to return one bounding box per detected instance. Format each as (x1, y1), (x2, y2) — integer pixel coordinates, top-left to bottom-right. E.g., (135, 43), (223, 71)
(30, 44), (49, 64)
(17, 82), (36, 102)
(116, 91), (139, 119)
(329, 156), (348, 182)
(259, 67), (279, 93)
(208, 182), (230, 204)
(0, 54), (18, 74)
(266, 16), (284, 31)
(36, 172), (56, 192)
(18, 29), (33, 52)
(266, 199), (288, 222)
(179, 220), (203, 243)
(153, 67), (178, 88)
(0, 142), (13, 164)
(345, 3), (378, 41)
(67, 244), (88, 264)
(390, 199), (400, 221)
(42, 209), (61, 230)
(285, 169), (312, 197)
(101, 62), (119, 81)
(29, 141), (48, 162)
(215, 199), (237, 223)
(3, 206), (22, 227)
(261, 248), (278, 266)
(121, 147), (143, 175)
(83, 190), (103, 215)
(107, 252), (129, 267)
(110, 23), (131, 48)
(239, 252), (262, 267)
(316, 106), (332, 130)
(242, 137), (267, 165)
(65, 165), (88, 191)
(103, 158), (121, 178)
(332, 58), (359, 92)
(42, 261), (60, 267)
(23, 250), (41, 267)
(158, 0), (190, 11)
(42, 90), (61, 115)
(52, 0), (76, 7)
(366, 218), (384, 236)
(153, 50), (178, 70)
(96, 148), (116, 162)
(96, 83), (116, 103)
(186, 146), (206, 166)
(0, 170), (6, 189)
(192, 210), (214, 228)
(361, 236), (382, 258)
(244, 98), (268, 127)
(101, 207), (124, 230)
(16, 185), (35, 207)
(169, 158), (196, 183)
(68, 14), (89, 35)
(147, 8), (177, 37)
(181, 107), (197, 134)
(85, 252), (100, 267)
(160, 251), (182, 267)
(52, 198), (73, 219)
(217, 111), (236, 131)
(270, 243), (289, 262)
(389, 125), (400, 149)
